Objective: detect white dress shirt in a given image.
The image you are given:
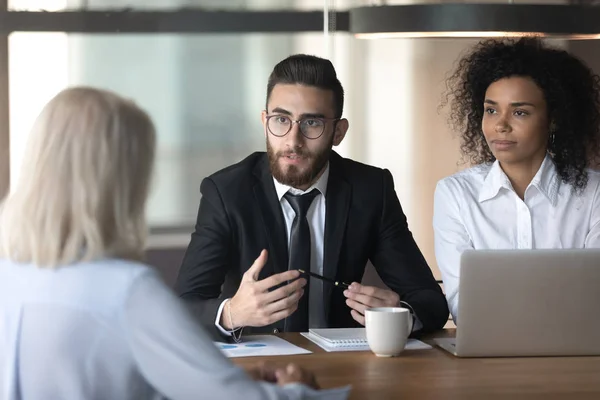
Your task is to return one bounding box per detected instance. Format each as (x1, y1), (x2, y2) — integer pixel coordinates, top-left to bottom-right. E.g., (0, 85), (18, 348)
(433, 154), (600, 323)
(0, 258), (349, 400)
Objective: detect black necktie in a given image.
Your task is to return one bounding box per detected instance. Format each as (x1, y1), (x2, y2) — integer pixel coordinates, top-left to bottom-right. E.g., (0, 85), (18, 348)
(284, 189), (320, 332)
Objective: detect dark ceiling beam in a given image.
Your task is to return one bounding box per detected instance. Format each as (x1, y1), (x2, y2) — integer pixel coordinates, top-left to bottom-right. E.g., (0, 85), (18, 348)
(0, 10), (350, 34)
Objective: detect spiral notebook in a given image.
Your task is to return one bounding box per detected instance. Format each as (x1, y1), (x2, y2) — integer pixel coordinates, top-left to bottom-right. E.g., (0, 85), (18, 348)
(301, 328), (431, 352)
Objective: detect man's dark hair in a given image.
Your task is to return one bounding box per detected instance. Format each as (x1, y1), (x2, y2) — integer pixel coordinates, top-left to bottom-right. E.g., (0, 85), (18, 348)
(442, 37), (600, 192)
(266, 54), (345, 118)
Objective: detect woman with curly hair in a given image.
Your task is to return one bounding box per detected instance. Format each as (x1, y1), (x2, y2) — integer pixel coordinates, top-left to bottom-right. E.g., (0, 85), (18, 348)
(435, 37), (600, 323)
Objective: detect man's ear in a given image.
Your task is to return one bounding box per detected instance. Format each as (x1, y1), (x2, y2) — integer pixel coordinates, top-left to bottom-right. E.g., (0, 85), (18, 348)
(333, 118), (349, 146)
(261, 110), (268, 138)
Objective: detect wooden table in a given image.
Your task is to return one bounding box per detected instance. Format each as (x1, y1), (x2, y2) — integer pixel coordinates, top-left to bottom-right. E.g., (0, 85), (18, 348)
(233, 330), (600, 399)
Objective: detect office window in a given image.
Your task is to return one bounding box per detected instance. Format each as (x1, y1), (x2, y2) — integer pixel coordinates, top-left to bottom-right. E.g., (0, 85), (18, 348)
(8, 32), (334, 227)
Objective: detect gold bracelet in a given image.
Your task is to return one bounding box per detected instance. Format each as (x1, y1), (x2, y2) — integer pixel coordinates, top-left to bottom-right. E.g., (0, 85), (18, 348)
(227, 299), (244, 343)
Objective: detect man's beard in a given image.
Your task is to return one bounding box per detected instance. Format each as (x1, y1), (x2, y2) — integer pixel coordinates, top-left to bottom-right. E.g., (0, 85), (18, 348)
(267, 138), (333, 189)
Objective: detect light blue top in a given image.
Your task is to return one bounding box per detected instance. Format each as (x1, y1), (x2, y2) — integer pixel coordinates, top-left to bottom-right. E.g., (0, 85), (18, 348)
(0, 258), (349, 400)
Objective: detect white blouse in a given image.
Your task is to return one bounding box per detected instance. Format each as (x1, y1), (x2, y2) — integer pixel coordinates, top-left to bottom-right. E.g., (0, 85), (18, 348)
(433, 155), (600, 323)
(0, 258), (349, 400)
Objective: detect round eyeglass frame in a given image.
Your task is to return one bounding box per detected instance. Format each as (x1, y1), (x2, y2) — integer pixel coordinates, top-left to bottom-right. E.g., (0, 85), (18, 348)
(265, 114), (340, 140)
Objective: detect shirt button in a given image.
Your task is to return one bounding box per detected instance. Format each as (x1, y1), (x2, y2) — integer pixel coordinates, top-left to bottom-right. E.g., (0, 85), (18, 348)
(272, 328), (280, 334)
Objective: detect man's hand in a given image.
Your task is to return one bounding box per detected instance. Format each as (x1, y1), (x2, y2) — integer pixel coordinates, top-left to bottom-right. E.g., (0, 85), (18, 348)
(247, 362), (319, 390)
(221, 250), (307, 329)
(343, 282), (400, 325)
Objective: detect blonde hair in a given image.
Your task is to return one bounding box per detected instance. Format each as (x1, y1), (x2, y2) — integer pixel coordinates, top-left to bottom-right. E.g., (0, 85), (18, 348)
(0, 87), (156, 267)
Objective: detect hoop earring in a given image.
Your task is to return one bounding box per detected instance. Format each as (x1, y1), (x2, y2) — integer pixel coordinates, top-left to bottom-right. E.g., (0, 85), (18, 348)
(548, 122), (557, 156)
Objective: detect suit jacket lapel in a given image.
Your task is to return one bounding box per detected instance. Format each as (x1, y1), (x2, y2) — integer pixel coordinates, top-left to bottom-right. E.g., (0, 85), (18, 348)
(323, 152), (351, 320)
(252, 155), (289, 276)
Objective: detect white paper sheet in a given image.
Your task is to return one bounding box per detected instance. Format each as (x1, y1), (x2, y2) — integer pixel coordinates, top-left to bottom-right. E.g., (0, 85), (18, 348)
(300, 332), (432, 352)
(215, 335), (312, 358)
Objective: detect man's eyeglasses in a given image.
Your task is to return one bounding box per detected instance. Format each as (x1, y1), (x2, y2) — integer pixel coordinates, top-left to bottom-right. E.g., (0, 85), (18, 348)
(265, 114), (339, 140)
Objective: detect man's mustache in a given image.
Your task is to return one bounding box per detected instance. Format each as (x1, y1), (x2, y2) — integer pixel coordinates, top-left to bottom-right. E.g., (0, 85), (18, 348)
(277, 150), (311, 158)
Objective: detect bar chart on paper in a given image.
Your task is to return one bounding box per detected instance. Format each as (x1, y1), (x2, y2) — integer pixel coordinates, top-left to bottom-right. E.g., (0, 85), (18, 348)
(215, 335), (312, 358)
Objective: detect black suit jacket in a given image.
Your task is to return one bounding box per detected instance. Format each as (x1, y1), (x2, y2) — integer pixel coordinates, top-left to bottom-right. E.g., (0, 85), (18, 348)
(176, 151), (449, 338)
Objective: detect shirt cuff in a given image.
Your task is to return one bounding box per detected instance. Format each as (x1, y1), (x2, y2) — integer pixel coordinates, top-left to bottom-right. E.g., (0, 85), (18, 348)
(400, 300), (423, 332)
(215, 299), (233, 337)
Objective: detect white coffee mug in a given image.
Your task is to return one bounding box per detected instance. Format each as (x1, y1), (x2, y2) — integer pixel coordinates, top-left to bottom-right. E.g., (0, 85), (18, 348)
(365, 307), (413, 357)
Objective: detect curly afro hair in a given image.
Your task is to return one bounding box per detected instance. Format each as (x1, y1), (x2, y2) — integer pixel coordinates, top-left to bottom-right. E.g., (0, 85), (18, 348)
(443, 37), (600, 192)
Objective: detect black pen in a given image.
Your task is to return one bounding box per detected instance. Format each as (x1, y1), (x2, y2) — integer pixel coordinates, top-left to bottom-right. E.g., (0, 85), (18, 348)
(297, 269), (351, 289)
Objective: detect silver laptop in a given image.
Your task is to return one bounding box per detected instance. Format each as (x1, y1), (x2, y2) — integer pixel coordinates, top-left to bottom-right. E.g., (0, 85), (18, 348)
(435, 249), (600, 357)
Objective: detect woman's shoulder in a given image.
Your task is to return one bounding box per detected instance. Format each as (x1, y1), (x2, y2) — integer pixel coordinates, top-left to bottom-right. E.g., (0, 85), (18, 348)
(0, 258), (161, 319)
(436, 163), (493, 195)
(86, 258), (155, 275)
(81, 259), (159, 292)
(54, 259), (161, 314)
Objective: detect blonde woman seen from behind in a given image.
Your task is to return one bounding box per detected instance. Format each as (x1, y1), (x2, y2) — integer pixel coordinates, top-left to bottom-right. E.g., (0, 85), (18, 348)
(0, 87), (349, 400)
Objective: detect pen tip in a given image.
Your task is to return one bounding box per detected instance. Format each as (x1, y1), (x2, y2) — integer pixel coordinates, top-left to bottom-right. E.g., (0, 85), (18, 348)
(298, 269), (305, 273)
